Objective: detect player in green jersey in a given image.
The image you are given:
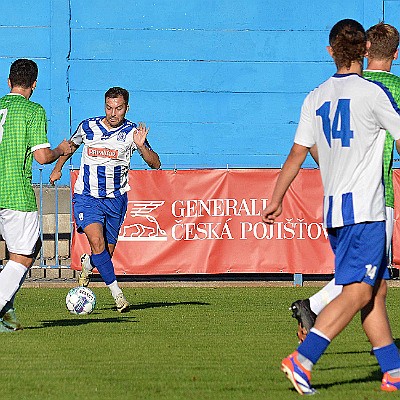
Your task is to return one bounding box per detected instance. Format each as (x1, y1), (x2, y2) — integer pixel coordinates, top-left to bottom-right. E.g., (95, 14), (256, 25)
(289, 22), (400, 344)
(0, 59), (72, 332)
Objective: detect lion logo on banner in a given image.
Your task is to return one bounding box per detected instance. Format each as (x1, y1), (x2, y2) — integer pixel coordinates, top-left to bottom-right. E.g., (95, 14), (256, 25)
(118, 200), (167, 241)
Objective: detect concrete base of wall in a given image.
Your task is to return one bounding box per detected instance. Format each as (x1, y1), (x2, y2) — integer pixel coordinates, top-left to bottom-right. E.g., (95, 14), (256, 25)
(28, 266), (77, 279)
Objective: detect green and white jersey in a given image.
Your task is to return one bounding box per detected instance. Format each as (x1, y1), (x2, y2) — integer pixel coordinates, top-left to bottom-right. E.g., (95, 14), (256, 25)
(363, 70), (400, 209)
(0, 93), (50, 211)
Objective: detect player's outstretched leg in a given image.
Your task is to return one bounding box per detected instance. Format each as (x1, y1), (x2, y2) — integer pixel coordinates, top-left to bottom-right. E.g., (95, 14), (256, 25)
(290, 299), (317, 342)
(78, 253), (93, 287)
(281, 351), (316, 395)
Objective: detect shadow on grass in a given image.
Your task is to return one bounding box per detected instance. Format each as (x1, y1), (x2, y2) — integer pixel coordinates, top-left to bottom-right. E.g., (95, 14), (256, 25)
(325, 349), (371, 356)
(27, 315), (138, 329)
(131, 301), (210, 310)
(322, 337), (400, 360)
(23, 301), (210, 329)
(100, 300), (211, 311)
(311, 368), (382, 391)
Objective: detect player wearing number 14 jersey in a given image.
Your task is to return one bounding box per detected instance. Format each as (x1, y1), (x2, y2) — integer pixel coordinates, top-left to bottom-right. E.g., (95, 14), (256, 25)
(262, 19), (400, 394)
(290, 22), (400, 347)
(295, 72), (399, 228)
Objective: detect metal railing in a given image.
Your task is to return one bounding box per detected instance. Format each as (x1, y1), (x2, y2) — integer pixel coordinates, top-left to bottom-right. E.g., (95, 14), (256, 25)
(35, 166), (74, 268)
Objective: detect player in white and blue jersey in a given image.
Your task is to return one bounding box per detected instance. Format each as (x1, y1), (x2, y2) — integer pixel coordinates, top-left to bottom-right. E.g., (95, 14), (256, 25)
(291, 22), (400, 345)
(262, 19), (400, 394)
(50, 87), (160, 312)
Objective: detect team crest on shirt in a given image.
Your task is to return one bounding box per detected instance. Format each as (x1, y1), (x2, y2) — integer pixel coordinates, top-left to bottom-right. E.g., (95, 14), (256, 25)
(117, 131), (128, 141)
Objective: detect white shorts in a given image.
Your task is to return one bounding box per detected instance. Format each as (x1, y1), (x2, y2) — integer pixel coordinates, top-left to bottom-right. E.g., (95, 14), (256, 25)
(0, 209), (39, 255)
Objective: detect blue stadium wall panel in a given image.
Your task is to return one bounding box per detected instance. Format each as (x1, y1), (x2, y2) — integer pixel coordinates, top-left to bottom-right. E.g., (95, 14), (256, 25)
(0, 0), (395, 183)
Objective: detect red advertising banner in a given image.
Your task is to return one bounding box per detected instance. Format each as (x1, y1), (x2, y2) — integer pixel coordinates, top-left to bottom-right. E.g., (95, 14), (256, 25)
(70, 169), (335, 275)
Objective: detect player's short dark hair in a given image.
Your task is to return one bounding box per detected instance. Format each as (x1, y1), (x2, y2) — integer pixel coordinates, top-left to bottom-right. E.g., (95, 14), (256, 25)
(367, 22), (399, 61)
(329, 19), (366, 69)
(105, 87), (129, 104)
(9, 59), (38, 89)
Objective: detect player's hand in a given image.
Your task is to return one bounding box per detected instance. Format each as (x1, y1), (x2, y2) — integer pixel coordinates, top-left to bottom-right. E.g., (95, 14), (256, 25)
(261, 203), (282, 224)
(58, 139), (73, 156)
(134, 122), (149, 147)
(49, 170), (62, 186)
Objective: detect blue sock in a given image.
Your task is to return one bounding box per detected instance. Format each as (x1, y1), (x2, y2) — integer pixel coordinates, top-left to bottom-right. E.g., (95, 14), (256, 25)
(374, 343), (400, 373)
(90, 249), (116, 285)
(297, 330), (330, 365)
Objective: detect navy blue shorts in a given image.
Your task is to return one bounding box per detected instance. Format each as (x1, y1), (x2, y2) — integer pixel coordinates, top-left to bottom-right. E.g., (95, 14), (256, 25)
(72, 193), (128, 245)
(328, 221), (388, 286)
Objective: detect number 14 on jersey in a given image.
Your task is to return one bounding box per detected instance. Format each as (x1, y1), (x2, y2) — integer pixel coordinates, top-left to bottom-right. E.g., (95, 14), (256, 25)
(316, 99), (353, 147)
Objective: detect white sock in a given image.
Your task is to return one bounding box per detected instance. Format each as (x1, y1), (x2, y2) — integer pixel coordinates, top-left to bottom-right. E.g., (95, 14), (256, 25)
(309, 278), (342, 315)
(297, 353), (314, 371)
(0, 260), (28, 311)
(107, 281), (123, 300)
(388, 368), (400, 378)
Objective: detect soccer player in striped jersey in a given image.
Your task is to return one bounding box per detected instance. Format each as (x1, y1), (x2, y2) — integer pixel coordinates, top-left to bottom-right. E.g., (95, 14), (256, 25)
(50, 87), (160, 312)
(0, 59), (72, 332)
(262, 19), (400, 394)
(291, 22), (400, 346)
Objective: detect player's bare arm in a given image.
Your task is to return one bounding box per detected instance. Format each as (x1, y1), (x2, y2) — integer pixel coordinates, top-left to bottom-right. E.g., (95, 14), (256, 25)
(34, 139), (73, 165)
(396, 138), (400, 156)
(262, 143), (309, 224)
(134, 122), (161, 169)
(49, 140), (79, 185)
(309, 144), (319, 165)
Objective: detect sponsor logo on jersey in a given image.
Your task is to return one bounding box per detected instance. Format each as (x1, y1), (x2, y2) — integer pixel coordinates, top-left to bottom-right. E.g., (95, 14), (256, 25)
(87, 147), (118, 159)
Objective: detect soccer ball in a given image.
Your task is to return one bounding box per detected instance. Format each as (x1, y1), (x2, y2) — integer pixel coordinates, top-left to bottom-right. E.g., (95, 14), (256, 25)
(66, 286), (96, 315)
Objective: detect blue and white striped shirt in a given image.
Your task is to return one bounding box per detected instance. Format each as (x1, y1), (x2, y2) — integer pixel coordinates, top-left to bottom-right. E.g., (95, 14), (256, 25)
(72, 116), (151, 198)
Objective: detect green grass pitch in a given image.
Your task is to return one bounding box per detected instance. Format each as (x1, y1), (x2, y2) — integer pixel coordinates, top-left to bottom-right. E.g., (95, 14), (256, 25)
(3, 285), (400, 399)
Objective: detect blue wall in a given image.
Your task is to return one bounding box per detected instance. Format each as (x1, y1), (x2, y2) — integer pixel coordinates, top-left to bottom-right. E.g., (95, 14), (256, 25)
(0, 0), (396, 183)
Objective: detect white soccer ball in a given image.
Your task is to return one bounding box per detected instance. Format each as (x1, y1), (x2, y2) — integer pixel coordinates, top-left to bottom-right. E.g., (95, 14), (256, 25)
(66, 286), (96, 315)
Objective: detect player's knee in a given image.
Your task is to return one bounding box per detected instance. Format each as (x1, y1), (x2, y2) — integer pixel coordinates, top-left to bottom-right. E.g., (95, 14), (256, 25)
(88, 237), (106, 254)
(373, 279), (388, 300)
(353, 286), (375, 309)
(359, 292), (374, 308)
